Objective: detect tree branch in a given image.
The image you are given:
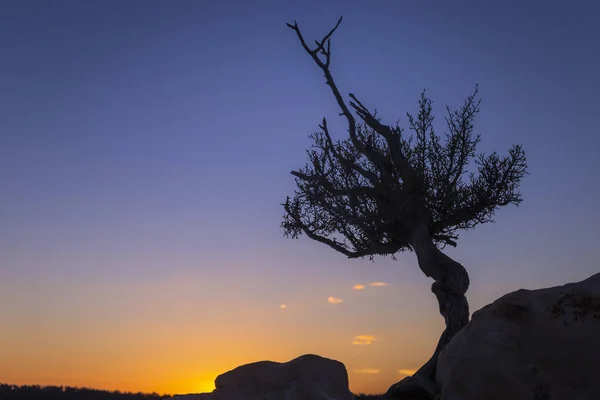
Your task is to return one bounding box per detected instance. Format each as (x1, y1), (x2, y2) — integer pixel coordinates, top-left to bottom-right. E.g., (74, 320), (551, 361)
(286, 18), (395, 182)
(349, 93), (415, 185)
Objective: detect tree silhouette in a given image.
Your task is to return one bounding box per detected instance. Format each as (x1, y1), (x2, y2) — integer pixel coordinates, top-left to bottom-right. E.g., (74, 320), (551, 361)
(0, 383), (170, 400)
(281, 16), (528, 398)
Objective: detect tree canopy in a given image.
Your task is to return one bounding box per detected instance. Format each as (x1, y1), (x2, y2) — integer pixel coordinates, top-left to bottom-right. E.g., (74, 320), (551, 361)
(282, 17), (528, 260)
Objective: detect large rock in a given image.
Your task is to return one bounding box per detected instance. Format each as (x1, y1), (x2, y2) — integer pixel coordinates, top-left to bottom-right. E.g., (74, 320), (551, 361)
(436, 272), (600, 400)
(211, 354), (354, 400)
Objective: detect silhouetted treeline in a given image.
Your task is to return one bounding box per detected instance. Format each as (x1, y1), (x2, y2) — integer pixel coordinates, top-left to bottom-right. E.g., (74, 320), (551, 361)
(0, 383), (386, 400)
(0, 384), (171, 400)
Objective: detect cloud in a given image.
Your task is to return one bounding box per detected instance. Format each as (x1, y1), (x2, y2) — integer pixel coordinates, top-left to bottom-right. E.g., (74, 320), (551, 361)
(352, 284), (365, 290)
(369, 282), (388, 287)
(352, 335), (376, 345)
(280, 304), (287, 309)
(327, 296), (344, 304)
(354, 368), (380, 374)
(398, 369), (417, 376)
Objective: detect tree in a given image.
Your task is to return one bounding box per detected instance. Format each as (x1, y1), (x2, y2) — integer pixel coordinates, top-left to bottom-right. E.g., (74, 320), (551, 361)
(281, 17), (528, 398)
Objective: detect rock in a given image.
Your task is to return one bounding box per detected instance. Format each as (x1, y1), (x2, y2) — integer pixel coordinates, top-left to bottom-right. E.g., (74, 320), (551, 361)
(436, 272), (600, 400)
(210, 354), (354, 400)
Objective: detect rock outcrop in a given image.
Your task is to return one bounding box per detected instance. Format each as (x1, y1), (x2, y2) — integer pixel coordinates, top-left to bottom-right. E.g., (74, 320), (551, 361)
(210, 354), (354, 400)
(436, 272), (600, 400)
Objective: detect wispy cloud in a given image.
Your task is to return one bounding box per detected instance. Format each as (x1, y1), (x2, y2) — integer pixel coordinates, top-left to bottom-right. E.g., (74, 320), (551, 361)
(352, 335), (376, 345)
(354, 368), (380, 374)
(327, 296), (344, 304)
(280, 304), (287, 309)
(398, 369), (417, 376)
(369, 282), (388, 287)
(352, 284), (365, 290)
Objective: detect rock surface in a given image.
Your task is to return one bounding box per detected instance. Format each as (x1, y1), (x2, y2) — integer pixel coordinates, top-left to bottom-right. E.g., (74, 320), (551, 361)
(436, 272), (600, 400)
(209, 354), (354, 400)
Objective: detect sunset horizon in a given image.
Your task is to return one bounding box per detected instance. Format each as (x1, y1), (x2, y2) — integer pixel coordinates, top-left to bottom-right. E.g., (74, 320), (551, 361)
(2, 0), (599, 397)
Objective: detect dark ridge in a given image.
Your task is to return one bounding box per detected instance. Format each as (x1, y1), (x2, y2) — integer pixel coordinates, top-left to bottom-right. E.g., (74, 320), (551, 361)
(0, 383), (386, 400)
(0, 383), (171, 400)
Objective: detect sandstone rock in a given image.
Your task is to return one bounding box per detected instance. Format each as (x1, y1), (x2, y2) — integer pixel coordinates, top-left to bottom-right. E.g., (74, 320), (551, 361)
(211, 354), (354, 400)
(436, 272), (600, 400)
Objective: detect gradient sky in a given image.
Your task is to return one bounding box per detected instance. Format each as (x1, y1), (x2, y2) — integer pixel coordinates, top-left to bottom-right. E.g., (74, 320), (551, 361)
(1, 0), (599, 395)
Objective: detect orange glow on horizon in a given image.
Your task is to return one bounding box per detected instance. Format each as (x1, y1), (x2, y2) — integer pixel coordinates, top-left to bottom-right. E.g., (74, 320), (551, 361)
(0, 282), (437, 397)
(398, 368), (417, 377)
(158, 376), (216, 396)
(0, 271), (442, 396)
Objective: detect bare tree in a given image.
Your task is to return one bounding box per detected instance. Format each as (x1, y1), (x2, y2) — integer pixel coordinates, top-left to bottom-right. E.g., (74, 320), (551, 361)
(281, 17), (528, 398)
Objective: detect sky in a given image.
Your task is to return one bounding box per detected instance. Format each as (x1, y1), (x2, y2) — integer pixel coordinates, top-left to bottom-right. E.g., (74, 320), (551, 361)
(1, 0), (599, 395)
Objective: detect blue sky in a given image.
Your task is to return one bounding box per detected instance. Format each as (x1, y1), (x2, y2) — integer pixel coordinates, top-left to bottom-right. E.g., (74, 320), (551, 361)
(1, 0), (599, 395)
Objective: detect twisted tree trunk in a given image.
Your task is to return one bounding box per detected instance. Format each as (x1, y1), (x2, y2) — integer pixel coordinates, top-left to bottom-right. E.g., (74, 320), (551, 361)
(386, 222), (470, 399)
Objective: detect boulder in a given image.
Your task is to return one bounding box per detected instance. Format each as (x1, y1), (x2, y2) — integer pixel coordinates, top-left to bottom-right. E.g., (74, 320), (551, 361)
(211, 354), (354, 400)
(436, 272), (600, 400)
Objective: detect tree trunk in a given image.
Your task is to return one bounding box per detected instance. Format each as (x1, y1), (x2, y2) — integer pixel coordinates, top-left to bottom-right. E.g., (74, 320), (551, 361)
(386, 221), (470, 398)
